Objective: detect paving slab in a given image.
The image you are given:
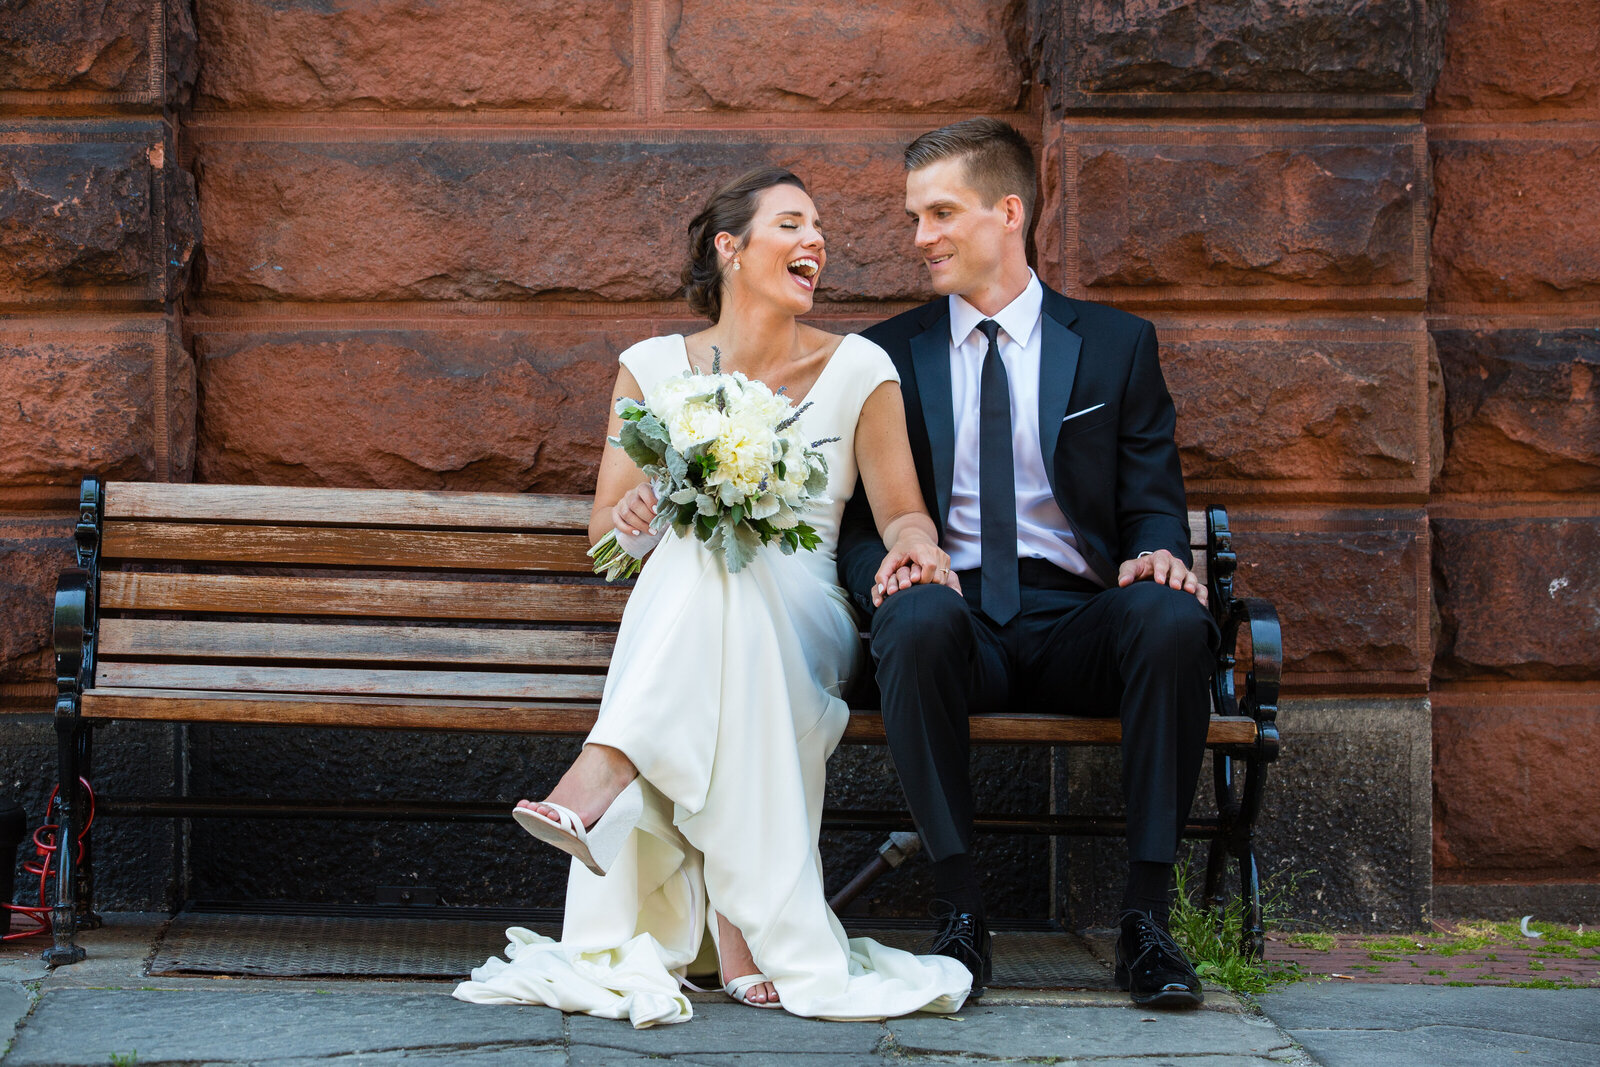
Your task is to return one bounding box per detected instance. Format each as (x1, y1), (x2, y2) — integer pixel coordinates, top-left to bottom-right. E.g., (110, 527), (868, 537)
(4, 989), (564, 1066)
(272, 1051), (565, 1066)
(566, 996), (884, 1055)
(570, 1050), (886, 1066)
(1258, 983), (1600, 1067)
(885, 1002), (1295, 1061)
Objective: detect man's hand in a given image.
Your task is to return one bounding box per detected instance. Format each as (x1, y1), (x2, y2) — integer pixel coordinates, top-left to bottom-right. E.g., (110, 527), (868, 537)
(1117, 549), (1207, 607)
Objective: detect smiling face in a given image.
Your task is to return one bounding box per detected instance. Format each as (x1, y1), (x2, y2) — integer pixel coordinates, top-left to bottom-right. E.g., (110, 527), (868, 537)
(905, 155), (1022, 304)
(719, 183), (826, 317)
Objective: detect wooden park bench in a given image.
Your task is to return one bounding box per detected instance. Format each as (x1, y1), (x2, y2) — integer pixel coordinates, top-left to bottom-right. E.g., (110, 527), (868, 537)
(46, 477), (1280, 966)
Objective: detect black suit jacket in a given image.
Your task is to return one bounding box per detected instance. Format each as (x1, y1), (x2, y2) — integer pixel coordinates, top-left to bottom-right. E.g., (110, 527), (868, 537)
(836, 284), (1191, 614)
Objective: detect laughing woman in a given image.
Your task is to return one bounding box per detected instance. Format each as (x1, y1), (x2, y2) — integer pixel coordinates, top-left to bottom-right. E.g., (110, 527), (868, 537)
(453, 168), (972, 1025)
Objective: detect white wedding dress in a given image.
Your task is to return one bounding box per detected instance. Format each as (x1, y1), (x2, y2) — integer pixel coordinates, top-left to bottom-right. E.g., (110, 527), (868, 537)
(454, 334), (972, 1025)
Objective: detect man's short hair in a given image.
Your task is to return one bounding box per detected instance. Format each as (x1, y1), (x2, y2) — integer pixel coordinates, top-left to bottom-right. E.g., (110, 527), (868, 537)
(903, 118), (1037, 231)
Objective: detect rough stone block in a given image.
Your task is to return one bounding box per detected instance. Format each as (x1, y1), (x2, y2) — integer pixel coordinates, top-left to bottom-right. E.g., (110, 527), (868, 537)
(0, 127), (196, 303)
(1435, 329), (1600, 493)
(184, 728), (1048, 916)
(1434, 516), (1600, 679)
(1061, 0), (1429, 98)
(1160, 323), (1426, 490)
(195, 138), (924, 303)
(1431, 140), (1600, 306)
(1062, 698), (1432, 929)
(0, 718), (178, 909)
(665, 0), (1024, 111)
(1072, 138), (1419, 296)
(0, 320), (192, 485)
(1432, 0), (1600, 111)
(0, 0), (155, 95)
(193, 325), (638, 492)
(0, 519), (73, 684)
(196, 0), (634, 111)
(1, 139), (152, 297)
(1434, 697), (1600, 876)
(1232, 509), (1430, 680)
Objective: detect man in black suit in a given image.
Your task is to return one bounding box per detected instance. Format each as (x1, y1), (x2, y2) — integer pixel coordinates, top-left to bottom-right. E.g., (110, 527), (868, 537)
(837, 119), (1218, 1008)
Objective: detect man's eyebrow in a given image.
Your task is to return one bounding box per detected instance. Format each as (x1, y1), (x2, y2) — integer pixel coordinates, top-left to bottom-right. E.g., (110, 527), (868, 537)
(908, 200), (961, 215)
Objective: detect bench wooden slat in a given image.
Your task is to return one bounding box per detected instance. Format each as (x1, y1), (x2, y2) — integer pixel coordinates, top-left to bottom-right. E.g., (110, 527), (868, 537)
(105, 483), (592, 530)
(100, 573), (630, 623)
(81, 686), (1259, 748)
(82, 689), (604, 732)
(98, 619), (615, 668)
(102, 522), (593, 572)
(93, 662), (608, 701)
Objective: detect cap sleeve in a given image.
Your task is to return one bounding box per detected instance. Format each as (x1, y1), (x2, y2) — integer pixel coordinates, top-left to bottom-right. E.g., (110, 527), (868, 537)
(617, 335), (690, 397)
(842, 334), (900, 403)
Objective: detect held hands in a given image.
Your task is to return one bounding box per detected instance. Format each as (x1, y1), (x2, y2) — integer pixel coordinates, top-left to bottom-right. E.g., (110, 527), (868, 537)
(612, 481), (658, 536)
(1117, 549), (1207, 607)
(873, 533), (960, 608)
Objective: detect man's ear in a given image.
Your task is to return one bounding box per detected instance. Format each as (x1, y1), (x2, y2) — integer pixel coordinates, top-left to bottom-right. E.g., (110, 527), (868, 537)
(1001, 194), (1026, 233)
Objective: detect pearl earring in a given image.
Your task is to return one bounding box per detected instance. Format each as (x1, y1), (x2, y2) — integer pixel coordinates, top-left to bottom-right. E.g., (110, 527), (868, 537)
(733, 259), (741, 271)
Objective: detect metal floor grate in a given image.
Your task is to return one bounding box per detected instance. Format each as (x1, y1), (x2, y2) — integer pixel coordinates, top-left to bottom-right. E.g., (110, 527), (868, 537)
(149, 910), (1113, 989)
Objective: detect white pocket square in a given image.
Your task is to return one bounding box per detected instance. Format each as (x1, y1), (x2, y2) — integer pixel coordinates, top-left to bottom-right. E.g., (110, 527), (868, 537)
(1061, 403), (1106, 423)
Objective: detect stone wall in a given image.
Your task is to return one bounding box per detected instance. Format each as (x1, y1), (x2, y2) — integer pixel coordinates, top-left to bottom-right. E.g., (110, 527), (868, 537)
(1427, 0), (1600, 921)
(0, 0), (196, 909)
(1036, 0), (1441, 927)
(0, 1), (1593, 927)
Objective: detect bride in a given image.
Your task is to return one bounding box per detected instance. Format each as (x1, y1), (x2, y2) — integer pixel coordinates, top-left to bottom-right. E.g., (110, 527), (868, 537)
(454, 167), (972, 1025)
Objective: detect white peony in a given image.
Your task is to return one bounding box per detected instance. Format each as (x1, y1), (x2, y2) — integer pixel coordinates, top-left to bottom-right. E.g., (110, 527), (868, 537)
(665, 399), (723, 452)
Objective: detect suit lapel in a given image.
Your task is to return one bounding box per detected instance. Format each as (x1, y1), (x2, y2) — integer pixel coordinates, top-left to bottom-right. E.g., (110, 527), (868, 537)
(1037, 306), (1082, 499)
(909, 314), (956, 527)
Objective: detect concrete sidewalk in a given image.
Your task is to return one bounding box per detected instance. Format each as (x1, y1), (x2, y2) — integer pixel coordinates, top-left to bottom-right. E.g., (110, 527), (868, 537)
(0, 916), (1593, 1065)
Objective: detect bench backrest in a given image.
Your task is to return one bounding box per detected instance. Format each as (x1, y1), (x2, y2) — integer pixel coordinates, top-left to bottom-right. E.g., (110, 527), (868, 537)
(92, 483), (624, 703)
(89, 482), (1209, 705)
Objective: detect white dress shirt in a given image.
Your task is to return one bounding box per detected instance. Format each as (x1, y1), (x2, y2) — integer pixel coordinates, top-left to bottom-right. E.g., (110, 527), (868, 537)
(944, 271), (1099, 583)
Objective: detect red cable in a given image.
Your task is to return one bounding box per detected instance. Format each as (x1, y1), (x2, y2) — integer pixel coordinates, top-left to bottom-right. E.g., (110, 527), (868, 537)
(3, 779), (95, 941)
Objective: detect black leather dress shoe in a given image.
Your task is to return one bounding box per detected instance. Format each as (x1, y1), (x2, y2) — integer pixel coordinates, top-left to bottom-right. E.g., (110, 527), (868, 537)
(929, 900), (993, 997)
(1114, 910), (1204, 1009)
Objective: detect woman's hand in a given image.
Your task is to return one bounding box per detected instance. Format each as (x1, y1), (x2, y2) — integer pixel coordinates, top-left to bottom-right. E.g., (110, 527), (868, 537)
(872, 530), (956, 607)
(612, 481), (658, 537)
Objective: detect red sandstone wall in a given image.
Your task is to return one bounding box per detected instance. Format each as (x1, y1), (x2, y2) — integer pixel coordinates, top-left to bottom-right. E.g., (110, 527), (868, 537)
(1427, 0), (1600, 888)
(1, 0), (198, 715)
(2, 0), (1594, 915)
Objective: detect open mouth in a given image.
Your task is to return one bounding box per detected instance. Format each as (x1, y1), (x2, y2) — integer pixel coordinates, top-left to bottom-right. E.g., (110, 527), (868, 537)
(787, 257), (820, 290)
(926, 253), (953, 270)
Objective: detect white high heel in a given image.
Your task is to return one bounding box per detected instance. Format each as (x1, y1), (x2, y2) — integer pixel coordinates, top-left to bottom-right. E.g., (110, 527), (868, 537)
(512, 778), (644, 877)
(706, 911), (781, 1009)
(722, 971), (782, 1009)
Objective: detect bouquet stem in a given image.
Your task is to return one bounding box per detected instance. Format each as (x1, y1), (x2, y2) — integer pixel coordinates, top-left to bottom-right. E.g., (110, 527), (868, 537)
(587, 530), (644, 581)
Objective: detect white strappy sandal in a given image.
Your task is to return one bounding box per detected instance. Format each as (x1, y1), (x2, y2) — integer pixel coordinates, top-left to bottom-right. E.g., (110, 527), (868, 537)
(512, 778), (644, 877)
(701, 910), (781, 1009)
(722, 971), (782, 1009)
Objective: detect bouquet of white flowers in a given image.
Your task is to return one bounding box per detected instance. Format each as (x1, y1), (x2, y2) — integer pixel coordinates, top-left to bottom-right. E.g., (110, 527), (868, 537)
(588, 348), (835, 579)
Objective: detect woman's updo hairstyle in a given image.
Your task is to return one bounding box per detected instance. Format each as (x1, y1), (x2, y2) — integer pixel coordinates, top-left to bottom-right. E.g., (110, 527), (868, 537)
(683, 167), (807, 322)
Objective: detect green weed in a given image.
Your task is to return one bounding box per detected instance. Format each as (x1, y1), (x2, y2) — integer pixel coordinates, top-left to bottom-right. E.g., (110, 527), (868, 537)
(1286, 932), (1334, 952)
(1165, 860), (1308, 997)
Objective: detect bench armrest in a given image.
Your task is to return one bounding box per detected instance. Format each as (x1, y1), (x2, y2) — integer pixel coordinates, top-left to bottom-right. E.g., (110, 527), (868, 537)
(1206, 507), (1280, 761)
(1217, 596), (1281, 761)
(54, 569), (94, 702)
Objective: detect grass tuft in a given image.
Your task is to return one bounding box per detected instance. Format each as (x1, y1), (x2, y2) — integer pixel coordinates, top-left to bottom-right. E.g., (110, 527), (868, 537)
(1165, 859), (1307, 997)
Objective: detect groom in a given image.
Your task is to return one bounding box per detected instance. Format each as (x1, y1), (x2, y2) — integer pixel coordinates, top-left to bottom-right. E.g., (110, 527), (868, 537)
(837, 119), (1218, 1008)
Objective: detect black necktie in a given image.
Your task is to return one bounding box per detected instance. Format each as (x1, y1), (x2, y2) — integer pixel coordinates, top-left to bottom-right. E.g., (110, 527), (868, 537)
(976, 319), (1020, 625)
